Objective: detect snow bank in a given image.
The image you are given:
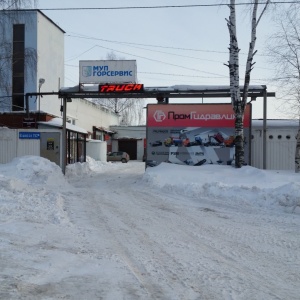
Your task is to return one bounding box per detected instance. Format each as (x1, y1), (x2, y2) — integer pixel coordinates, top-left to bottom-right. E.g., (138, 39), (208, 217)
(142, 163), (300, 211)
(0, 156), (70, 224)
(65, 156), (122, 178)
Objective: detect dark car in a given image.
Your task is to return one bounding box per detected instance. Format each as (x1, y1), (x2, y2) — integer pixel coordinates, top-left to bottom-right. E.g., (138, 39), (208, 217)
(107, 151), (130, 163)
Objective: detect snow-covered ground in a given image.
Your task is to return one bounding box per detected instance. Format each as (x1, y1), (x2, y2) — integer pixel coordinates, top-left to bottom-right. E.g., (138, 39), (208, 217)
(1, 156), (300, 299)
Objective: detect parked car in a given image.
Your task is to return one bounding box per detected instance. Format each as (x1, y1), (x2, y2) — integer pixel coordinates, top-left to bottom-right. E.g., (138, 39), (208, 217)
(107, 151), (130, 163)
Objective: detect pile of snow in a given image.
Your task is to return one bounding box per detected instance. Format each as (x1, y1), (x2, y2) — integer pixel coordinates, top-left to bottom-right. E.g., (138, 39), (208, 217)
(65, 156), (300, 212)
(143, 163), (300, 212)
(1, 156), (299, 225)
(0, 156), (70, 225)
(65, 156), (125, 177)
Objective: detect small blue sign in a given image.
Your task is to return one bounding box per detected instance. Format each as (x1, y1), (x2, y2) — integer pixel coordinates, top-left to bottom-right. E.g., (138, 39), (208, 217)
(19, 132), (41, 139)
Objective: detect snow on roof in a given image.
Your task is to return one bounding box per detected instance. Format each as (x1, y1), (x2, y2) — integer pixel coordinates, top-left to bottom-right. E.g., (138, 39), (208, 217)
(60, 84), (267, 93)
(145, 85), (266, 92)
(252, 119), (300, 128)
(38, 118), (88, 134)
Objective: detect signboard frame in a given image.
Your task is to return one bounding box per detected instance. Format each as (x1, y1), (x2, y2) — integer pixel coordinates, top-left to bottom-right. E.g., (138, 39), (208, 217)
(146, 103), (251, 167)
(79, 60), (137, 84)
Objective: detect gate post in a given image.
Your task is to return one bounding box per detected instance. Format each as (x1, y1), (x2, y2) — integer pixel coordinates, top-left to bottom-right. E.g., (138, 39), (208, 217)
(62, 96), (67, 175)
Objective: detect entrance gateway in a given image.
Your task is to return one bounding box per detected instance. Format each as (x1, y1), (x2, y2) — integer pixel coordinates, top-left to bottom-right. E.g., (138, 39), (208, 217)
(58, 84), (275, 173)
(26, 60), (275, 174)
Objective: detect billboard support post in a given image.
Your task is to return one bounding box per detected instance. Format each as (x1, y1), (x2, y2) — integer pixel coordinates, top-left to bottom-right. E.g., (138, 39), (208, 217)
(263, 87), (267, 170)
(62, 96), (67, 175)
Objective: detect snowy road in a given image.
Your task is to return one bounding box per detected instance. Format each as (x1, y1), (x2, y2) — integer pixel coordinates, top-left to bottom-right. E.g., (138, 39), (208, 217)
(1, 160), (300, 299)
(64, 162), (299, 299)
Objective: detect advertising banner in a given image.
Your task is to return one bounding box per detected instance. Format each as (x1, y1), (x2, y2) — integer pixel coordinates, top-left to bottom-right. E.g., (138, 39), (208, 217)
(79, 60), (137, 84)
(146, 103), (251, 167)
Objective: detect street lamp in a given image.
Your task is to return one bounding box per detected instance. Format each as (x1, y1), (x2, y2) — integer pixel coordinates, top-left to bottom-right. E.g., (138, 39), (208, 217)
(38, 78), (45, 120)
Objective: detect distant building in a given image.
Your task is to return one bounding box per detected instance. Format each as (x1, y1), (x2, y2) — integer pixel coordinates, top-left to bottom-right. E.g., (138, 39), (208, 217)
(109, 125), (146, 160)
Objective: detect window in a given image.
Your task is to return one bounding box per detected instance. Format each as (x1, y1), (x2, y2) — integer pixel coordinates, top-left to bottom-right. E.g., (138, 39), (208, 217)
(12, 24), (25, 111)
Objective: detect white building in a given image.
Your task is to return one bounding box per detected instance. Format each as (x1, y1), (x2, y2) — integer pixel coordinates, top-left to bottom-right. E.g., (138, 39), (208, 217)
(0, 9), (64, 115)
(0, 9), (122, 167)
(67, 98), (119, 138)
(0, 9), (119, 140)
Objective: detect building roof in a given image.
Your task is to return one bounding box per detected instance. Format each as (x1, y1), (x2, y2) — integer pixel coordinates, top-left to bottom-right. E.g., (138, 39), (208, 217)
(38, 118), (88, 134)
(37, 9), (66, 33)
(1, 9), (65, 33)
(252, 119), (300, 128)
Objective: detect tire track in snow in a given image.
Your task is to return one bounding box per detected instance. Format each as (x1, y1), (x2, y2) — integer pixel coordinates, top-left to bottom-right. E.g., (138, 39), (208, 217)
(66, 162), (300, 299)
(133, 188), (300, 300)
(67, 167), (211, 299)
(63, 189), (171, 299)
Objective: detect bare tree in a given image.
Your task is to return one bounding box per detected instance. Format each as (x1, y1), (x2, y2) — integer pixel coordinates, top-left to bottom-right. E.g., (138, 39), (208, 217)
(226, 0), (270, 168)
(98, 96), (145, 125)
(0, 0), (37, 110)
(0, 0), (37, 9)
(266, 4), (300, 172)
(94, 51), (145, 125)
(266, 5), (300, 115)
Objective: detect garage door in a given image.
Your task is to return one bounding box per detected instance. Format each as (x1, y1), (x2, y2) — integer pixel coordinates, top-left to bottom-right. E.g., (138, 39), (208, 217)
(118, 139), (137, 160)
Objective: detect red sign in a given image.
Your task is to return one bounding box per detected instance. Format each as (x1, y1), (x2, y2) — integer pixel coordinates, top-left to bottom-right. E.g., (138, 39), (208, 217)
(99, 83), (144, 93)
(147, 104), (251, 128)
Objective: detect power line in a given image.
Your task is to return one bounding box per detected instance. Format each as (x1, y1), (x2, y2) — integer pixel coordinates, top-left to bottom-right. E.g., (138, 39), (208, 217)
(140, 71), (225, 79)
(5, 1), (300, 11)
(66, 33), (276, 70)
(65, 36), (228, 65)
(67, 33), (230, 55)
(64, 40), (275, 76)
(91, 44), (228, 77)
(65, 64), (273, 83)
(35, 2), (300, 11)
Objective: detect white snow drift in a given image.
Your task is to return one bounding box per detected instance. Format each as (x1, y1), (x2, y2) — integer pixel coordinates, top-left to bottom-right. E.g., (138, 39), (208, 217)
(0, 156), (299, 299)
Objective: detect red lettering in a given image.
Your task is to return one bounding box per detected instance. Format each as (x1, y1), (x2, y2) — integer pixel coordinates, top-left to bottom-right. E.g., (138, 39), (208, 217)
(99, 85), (108, 92)
(106, 85), (115, 92)
(115, 85), (125, 92)
(133, 84), (143, 91)
(124, 84), (134, 91)
(99, 84), (144, 93)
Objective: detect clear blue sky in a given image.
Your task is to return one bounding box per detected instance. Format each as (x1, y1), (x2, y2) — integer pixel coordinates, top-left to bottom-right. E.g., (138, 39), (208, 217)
(37, 0), (290, 119)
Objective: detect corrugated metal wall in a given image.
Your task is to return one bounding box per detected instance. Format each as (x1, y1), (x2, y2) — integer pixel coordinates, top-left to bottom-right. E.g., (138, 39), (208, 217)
(0, 128), (18, 163)
(0, 128), (40, 164)
(251, 128), (297, 170)
(1, 125), (299, 170)
(17, 138), (40, 157)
